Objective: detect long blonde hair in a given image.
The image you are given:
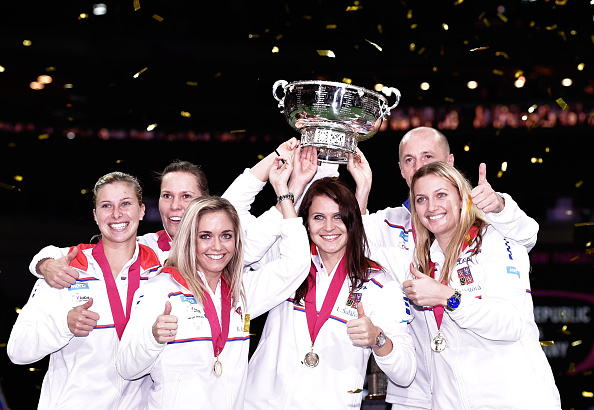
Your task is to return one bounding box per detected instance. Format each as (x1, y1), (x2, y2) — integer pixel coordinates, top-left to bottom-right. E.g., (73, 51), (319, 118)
(164, 196), (245, 308)
(410, 162), (489, 284)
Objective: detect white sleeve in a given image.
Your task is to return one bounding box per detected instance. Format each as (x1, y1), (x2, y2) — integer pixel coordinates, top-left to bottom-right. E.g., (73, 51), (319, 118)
(28, 245), (70, 278)
(447, 232), (531, 341)
(116, 283), (167, 380)
(222, 169), (284, 266)
(486, 193), (539, 252)
(367, 280), (416, 387)
(243, 217), (310, 319)
(7, 279), (74, 364)
(222, 168), (266, 232)
(362, 208), (391, 251)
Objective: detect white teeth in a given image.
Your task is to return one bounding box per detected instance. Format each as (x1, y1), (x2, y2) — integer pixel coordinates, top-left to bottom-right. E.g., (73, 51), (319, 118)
(428, 214), (444, 221)
(321, 234), (339, 240)
(207, 254), (224, 260)
(170, 217), (181, 221)
(110, 223), (128, 230)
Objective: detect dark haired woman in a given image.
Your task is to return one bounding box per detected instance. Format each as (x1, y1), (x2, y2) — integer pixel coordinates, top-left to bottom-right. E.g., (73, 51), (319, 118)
(244, 177), (416, 409)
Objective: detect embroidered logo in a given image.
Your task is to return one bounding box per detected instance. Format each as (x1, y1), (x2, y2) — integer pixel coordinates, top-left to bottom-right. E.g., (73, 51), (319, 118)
(180, 295), (197, 304)
(346, 292), (362, 309)
(506, 266), (520, 278)
(235, 306), (243, 316)
(457, 266), (474, 286)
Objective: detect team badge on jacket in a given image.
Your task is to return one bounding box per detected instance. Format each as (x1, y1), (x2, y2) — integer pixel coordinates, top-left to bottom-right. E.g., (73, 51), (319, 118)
(457, 266), (474, 286)
(346, 292), (362, 308)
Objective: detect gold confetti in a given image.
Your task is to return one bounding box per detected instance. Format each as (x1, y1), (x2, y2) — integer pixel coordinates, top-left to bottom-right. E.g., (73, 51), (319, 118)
(152, 14), (163, 22)
(555, 0), (568, 4)
(482, 18), (490, 27)
(0, 182), (15, 190)
(0, 343), (6, 348)
(186, 81), (198, 86)
(453, 0), (464, 5)
(583, 391), (594, 398)
(492, 69), (504, 76)
(180, 111), (191, 118)
(230, 130), (246, 134)
(346, 5), (362, 11)
(555, 98), (568, 110)
(571, 340), (582, 347)
(325, 24), (337, 30)
(38, 133), (49, 140)
(348, 389), (363, 394)
(540, 341), (554, 346)
(133, 67), (148, 78)
(545, 24), (558, 31)
(365, 39), (382, 52)
(316, 50), (336, 58)
(495, 51), (509, 60)
(133, 0), (140, 10)
(470, 46), (489, 51)
(444, 97), (455, 102)
(497, 12), (508, 23)
(568, 362), (575, 373)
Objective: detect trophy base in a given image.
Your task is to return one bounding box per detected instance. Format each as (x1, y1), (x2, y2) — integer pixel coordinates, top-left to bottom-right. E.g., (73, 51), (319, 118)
(300, 127), (356, 164)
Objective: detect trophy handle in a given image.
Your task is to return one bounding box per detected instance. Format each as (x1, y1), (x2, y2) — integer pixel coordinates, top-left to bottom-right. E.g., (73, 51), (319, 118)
(272, 80), (289, 112)
(380, 87), (401, 118)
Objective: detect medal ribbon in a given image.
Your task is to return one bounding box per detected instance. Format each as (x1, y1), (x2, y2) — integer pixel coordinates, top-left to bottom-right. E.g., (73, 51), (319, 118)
(92, 240), (141, 340)
(157, 229), (171, 252)
(201, 278), (232, 358)
(431, 223), (480, 328)
(304, 256), (348, 347)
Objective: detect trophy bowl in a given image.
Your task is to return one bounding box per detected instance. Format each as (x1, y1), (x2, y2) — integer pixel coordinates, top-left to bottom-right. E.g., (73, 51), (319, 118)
(273, 80), (401, 163)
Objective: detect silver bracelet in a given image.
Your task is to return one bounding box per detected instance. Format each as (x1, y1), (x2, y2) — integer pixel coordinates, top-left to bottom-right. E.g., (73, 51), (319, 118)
(277, 193), (295, 204)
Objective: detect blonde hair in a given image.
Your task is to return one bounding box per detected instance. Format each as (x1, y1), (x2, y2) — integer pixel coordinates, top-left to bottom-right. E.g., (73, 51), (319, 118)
(410, 162), (489, 284)
(164, 196), (245, 308)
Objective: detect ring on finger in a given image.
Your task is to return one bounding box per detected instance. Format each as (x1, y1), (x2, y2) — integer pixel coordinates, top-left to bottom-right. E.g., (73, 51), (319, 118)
(169, 330), (173, 337)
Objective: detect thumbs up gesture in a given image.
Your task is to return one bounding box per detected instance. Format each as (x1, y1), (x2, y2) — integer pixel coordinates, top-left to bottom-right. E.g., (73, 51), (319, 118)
(346, 302), (379, 347)
(152, 301), (178, 344)
(470, 163), (505, 214)
(38, 247), (80, 289)
(67, 297), (100, 336)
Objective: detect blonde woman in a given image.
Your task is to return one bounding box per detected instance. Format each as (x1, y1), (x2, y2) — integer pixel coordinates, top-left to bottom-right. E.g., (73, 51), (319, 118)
(116, 155), (310, 409)
(8, 172), (160, 409)
(403, 161), (560, 410)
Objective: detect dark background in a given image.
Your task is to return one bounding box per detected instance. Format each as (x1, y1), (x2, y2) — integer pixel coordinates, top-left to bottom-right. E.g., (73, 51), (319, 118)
(1, 0), (593, 408)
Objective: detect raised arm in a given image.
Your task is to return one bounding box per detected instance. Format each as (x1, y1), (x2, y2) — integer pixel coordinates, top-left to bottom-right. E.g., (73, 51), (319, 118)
(471, 163), (539, 251)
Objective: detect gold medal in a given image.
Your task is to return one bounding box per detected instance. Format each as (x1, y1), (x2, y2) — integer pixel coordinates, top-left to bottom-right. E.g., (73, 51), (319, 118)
(213, 357), (223, 377)
(431, 331), (447, 352)
(304, 348), (319, 368)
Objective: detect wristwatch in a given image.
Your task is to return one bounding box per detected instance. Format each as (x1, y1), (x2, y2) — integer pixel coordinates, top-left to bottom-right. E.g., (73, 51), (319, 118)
(446, 289), (462, 312)
(371, 328), (386, 349)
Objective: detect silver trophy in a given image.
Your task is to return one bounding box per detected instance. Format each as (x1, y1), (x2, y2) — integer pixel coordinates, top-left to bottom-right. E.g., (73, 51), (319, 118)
(272, 80), (401, 163)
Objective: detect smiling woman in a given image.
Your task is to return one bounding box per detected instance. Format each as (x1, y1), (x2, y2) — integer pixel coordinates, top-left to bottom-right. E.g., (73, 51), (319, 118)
(403, 161), (562, 409)
(6, 171), (161, 409)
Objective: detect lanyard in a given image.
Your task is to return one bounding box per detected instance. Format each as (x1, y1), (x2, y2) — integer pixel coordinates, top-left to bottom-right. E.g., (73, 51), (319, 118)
(431, 224), (480, 329)
(201, 278), (231, 358)
(304, 256), (348, 347)
(92, 240), (140, 339)
(157, 230), (171, 252)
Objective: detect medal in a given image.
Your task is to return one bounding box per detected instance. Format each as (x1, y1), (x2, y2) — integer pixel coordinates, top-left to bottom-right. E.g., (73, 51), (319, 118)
(304, 348), (319, 368)
(304, 252), (348, 369)
(213, 356), (223, 377)
(431, 331), (447, 352)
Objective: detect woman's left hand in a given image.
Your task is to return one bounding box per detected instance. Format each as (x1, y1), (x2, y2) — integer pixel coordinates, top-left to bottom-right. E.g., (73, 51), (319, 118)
(346, 302), (379, 347)
(269, 154), (294, 195)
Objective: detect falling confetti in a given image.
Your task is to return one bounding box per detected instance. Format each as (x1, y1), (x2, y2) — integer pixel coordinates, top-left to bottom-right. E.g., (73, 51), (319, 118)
(556, 98), (568, 110)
